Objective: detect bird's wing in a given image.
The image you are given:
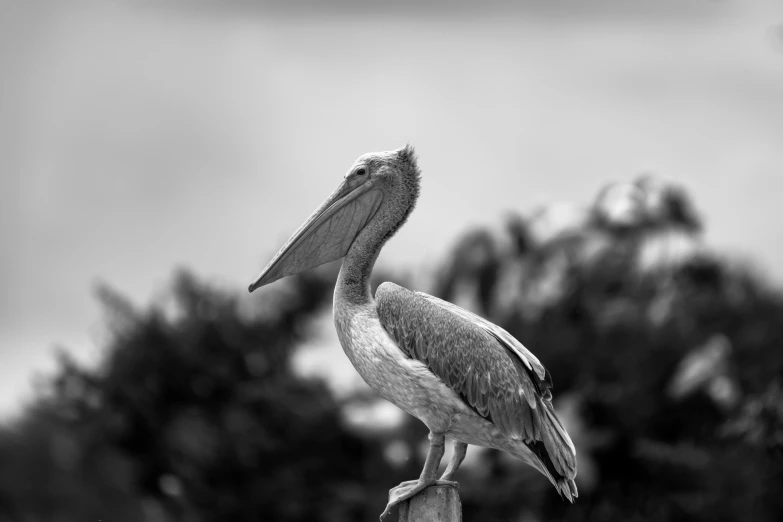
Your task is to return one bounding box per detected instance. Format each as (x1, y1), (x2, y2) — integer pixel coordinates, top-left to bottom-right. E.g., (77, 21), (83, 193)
(375, 282), (576, 480)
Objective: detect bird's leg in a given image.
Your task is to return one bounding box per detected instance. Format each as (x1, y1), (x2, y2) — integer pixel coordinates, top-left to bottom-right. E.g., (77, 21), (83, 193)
(394, 440), (468, 488)
(439, 441), (468, 481)
(379, 431), (458, 520)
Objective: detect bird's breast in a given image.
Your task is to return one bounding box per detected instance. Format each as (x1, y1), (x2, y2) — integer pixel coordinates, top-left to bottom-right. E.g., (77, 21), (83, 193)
(333, 302), (466, 433)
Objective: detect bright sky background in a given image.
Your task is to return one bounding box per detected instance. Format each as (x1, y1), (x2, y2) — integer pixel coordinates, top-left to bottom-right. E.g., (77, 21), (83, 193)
(1, 0), (782, 419)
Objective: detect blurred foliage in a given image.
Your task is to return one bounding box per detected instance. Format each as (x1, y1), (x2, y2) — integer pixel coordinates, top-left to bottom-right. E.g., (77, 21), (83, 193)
(0, 270), (400, 522)
(435, 176), (783, 522)
(0, 176), (782, 521)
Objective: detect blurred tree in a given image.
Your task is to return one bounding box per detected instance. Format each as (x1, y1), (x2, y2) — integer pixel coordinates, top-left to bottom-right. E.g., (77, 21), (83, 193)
(0, 268), (396, 522)
(433, 175), (783, 522)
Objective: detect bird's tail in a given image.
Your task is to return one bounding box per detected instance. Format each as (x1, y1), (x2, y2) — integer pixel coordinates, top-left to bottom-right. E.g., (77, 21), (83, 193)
(541, 398), (578, 501)
(553, 476), (579, 503)
(513, 398), (578, 502)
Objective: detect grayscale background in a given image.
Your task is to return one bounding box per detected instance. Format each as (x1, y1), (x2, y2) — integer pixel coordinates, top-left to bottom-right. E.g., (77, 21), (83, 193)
(1, 1), (781, 521)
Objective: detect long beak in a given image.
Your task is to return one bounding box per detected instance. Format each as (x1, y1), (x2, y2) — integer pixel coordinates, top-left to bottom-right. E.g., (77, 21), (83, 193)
(248, 180), (384, 292)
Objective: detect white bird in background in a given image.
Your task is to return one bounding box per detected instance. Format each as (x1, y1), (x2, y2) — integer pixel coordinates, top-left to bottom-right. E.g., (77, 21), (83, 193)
(249, 146), (577, 519)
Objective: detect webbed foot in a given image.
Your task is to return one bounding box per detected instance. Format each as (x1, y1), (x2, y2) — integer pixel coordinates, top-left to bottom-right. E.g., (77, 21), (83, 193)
(379, 479), (458, 520)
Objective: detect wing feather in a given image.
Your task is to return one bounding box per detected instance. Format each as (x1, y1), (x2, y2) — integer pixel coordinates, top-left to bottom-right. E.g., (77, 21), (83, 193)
(376, 282), (576, 482)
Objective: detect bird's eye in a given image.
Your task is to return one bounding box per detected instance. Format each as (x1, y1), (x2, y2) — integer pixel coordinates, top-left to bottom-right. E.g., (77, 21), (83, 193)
(356, 167), (367, 176)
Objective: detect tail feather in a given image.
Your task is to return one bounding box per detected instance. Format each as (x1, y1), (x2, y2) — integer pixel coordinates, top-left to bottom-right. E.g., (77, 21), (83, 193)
(555, 477), (579, 502)
(539, 398), (577, 478)
(522, 438), (578, 502)
(515, 398), (578, 502)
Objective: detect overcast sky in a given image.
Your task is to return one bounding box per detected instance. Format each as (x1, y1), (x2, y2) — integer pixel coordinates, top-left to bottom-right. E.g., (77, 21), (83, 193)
(1, 0), (782, 419)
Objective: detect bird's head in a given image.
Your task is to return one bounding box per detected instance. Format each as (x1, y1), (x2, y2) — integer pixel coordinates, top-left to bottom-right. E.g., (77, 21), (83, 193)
(248, 145), (420, 292)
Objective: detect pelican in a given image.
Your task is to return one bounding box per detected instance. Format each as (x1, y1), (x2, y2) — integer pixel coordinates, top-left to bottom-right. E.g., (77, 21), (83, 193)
(249, 146), (577, 519)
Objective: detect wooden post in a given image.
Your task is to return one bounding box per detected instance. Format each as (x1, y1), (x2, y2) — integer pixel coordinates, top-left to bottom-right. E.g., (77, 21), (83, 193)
(398, 485), (462, 522)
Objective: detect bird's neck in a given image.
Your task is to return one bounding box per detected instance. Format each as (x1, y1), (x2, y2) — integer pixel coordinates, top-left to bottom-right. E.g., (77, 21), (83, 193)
(335, 173), (419, 309)
(335, 215), (387, 308)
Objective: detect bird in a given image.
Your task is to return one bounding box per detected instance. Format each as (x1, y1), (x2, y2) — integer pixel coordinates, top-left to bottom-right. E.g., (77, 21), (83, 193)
(248, 145), (577, 519)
